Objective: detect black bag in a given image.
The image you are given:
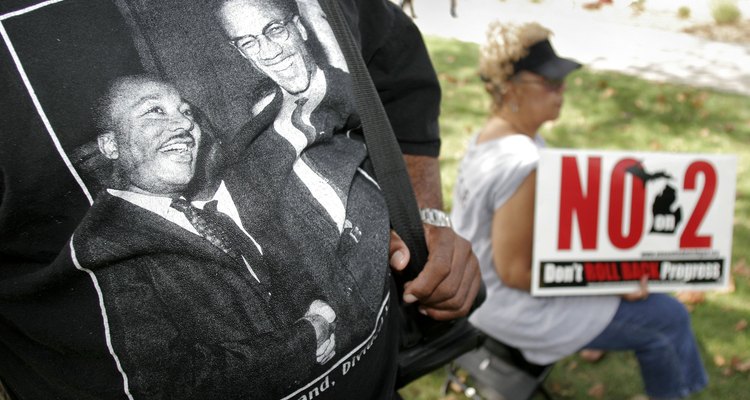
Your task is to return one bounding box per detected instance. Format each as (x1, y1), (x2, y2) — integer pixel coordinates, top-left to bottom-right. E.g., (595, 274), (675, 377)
(319, 0), (486, 388)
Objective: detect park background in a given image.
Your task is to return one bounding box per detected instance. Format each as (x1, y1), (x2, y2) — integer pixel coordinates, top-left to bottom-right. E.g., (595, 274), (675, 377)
(397, 0), (750, 399)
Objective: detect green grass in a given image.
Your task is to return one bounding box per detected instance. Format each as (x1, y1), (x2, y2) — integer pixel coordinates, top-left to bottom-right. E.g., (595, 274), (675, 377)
(399, 36), (750, 400)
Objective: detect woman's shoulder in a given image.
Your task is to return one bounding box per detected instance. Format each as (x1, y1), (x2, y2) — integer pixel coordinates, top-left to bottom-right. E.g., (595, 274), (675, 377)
(466, 133), (539, 167)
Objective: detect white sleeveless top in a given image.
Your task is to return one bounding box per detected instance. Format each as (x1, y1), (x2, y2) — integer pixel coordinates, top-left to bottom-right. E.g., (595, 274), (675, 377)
(451, 133), (620, 364)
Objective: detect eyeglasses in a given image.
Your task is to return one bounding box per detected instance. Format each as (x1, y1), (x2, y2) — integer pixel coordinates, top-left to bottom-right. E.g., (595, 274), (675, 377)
(513, 77), (565, 91)
(230, 15), (295, 55)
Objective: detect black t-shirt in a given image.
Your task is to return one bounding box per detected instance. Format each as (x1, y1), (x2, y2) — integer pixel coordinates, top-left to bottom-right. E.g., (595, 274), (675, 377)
(0, 0), (441, 398)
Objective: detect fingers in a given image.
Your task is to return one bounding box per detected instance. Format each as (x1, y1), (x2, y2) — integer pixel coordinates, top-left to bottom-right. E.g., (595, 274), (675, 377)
(422, 263), (482, 320)
(403, 225), (461, 302)
(316, 334), (335, 364)
(402, 225), (482, 320)
(622, 275), (649, 302)
(389, 230), (410, 272)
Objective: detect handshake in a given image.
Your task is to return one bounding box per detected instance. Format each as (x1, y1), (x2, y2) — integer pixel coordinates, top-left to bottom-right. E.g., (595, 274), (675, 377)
(303, 300), (337, 365)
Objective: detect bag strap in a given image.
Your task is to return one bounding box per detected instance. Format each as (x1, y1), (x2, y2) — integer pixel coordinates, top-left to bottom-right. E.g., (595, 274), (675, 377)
(319, 3), (488, 381)
(319, 0), (428, 284)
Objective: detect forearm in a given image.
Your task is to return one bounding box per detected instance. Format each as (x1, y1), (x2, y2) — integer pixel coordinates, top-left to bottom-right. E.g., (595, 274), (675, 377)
(491, 172), (537, 292)
(496, 259), (532, 292)
(404, 154), (443, 210)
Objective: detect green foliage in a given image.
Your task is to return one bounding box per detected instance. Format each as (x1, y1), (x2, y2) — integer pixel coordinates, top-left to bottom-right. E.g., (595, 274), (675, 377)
(711, 0), (742, 25)
(399, 36), (750, 400)
(677, 5), (691, 19)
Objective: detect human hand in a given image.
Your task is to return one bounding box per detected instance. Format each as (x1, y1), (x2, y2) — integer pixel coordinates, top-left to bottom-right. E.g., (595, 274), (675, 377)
(294, 0), (347, 71)
(622, 275), (649, 302)
(316, 333), (336, 364)
(295, 0), (326, 22)
(307, 300), (336, 324)
(401, 225), (482, 321)
(304, 312), (336, 364)
(389, 230), (411, 272)
(304, 300), (337, 364)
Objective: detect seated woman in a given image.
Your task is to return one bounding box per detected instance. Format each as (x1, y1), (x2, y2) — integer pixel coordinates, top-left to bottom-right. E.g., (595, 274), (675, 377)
(450, 21), (707, 399)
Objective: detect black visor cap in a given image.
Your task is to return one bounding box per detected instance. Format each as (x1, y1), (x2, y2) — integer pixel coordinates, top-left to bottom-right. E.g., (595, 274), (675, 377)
(512, 39), (582, 80)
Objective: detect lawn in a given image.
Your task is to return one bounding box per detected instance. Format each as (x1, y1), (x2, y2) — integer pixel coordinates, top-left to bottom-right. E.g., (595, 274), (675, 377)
(399, 36), (750, 400)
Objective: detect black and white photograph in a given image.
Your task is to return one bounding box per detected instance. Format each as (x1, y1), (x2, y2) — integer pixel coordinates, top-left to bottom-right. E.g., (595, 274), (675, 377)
(1, 1), (396, 398)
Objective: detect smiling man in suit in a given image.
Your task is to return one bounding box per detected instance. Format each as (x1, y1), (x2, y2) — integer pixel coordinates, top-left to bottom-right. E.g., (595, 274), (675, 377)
(72, 75), (339, 399)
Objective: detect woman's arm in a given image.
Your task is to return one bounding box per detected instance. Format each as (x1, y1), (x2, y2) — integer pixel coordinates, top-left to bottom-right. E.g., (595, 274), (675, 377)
(491, 170), (537, 291)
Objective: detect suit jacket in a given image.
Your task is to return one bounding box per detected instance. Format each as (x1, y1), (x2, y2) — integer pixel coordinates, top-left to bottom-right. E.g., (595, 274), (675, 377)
(71, 192), (321, 400)
(221, 65), (391, 353)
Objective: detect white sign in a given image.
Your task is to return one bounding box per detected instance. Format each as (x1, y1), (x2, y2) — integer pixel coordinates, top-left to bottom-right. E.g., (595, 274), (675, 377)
(531, 149), (737, 296)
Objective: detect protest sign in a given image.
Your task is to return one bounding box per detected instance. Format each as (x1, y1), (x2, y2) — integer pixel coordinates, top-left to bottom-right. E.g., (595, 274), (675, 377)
(531, 149), (736, 296)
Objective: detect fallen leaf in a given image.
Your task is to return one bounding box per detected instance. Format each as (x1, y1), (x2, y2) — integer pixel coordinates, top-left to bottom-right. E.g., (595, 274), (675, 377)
(735, 319), (748, 332)
(734, 259), (750, 278)
(587, 382), (605, 399)
(699, 128), (711, 138)
(444, 74), (458, 84)
(714, 354), (726, 367)
(691, 92), (709, 109)
(567, 360), (579, 371)
(649, 140), (663, 150)
(675, 291), (706, 305)
(601, 87), (616, 99)
(735, 359), (750, 372)
(582, 1), (603, 10)
(722, 367), (734, 377)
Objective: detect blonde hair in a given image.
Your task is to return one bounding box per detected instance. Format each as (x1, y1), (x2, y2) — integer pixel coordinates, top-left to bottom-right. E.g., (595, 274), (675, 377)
(479, 21), (551, 109)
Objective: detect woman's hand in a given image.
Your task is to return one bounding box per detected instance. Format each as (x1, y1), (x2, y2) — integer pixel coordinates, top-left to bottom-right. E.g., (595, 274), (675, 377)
(622, 275), (649, 302)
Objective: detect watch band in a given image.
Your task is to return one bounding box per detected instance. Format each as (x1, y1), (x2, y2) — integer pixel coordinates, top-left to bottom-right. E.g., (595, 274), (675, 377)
(419, 208), (452, 228)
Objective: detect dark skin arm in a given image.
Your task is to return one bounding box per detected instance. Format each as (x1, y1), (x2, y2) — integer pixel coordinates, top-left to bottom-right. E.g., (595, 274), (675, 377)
(354, 0), (480, 320)
(392, 155), (482, 321)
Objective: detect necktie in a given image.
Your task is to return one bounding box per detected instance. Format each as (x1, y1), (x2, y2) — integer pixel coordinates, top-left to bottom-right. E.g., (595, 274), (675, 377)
(291, 97), (317, 141)
(170, 198), (243, 260)
(171, 198), (273, 303)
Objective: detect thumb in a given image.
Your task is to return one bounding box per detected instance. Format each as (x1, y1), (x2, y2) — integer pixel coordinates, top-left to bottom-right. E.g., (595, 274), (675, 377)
(389, 230), (410, 272)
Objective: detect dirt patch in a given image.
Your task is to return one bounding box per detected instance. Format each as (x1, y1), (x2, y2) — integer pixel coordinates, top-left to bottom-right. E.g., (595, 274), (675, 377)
(683, 20), (750, 44)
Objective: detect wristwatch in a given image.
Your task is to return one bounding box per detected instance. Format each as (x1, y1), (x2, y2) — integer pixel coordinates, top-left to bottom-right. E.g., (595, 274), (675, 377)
(419, 208), (452, 228)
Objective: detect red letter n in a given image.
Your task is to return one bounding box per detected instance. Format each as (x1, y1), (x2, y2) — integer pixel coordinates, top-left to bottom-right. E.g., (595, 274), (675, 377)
(558, 156), (601, 250)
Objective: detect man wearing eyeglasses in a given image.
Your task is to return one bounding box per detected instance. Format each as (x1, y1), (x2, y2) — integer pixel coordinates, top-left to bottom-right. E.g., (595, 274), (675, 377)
(216, 0), (354, 243)
(219, 0), (315, 96)
(212, 1), (483, 397)
(215, 0), (402, 360)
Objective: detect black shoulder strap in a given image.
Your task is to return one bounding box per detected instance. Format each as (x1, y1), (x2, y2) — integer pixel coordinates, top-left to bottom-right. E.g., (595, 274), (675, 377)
(319, 4), (488, 387)
(319, 0), (428, 283)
